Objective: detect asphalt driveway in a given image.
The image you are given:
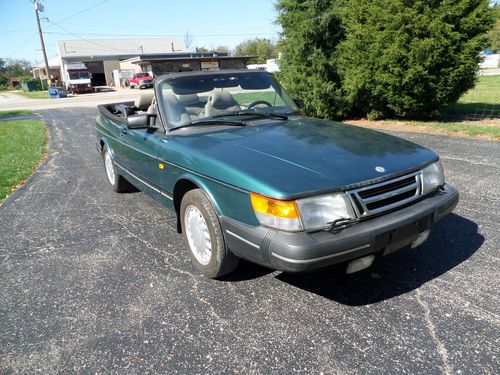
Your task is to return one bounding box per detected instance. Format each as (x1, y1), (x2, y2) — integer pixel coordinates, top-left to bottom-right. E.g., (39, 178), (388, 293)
(1, 108), (498, 374)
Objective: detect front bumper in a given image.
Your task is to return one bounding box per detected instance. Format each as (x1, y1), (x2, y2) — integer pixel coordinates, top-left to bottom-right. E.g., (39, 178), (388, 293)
(138, 81), (153, 89)
(221, 185), (459, 273)
(70, 84), (93, 93)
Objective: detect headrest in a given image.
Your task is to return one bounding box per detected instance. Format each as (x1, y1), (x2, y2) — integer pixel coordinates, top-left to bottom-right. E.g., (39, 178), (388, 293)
(210, 90), (238, 109)
(134, 91), (154, 110)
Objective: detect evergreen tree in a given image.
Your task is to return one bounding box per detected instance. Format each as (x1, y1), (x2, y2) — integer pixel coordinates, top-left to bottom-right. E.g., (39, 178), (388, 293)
(276, 0), (495, 119)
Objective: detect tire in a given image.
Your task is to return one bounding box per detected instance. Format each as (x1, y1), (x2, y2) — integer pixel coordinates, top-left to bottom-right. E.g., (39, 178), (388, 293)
(180, 189), (239, 278)
(102, 145), (130, 193)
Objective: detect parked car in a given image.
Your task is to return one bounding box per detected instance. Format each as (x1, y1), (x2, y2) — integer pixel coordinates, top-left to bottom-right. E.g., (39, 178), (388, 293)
(95, 70), (459, 278)
(126, 72), (154, 89)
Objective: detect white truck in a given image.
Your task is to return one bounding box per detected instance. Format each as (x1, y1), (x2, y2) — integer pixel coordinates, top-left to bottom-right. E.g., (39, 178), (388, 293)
(64, 63), (93, 94)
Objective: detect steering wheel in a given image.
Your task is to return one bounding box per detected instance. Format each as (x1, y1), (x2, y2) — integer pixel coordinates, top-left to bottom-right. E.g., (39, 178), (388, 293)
(246, 100), (273, 109)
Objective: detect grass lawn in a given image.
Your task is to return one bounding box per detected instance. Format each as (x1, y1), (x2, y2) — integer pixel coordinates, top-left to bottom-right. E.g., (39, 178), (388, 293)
(0, 109), (34, 118)
(348, 75), (500, 140)
(15, 90), (50, 99)
(233, 92), (286, 106)
(446, 75), (500, 117)
(0, 119), (46, 203)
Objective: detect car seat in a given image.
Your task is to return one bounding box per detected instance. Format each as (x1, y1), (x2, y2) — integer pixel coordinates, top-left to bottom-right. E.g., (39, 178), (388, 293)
(204, 90), (241, 117)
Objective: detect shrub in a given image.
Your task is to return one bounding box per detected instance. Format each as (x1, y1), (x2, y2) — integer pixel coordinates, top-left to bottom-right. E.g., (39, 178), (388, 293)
(276, 0), (495, 120)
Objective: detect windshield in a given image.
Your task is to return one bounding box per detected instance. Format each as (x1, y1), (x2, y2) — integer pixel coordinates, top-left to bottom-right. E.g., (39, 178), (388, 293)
(158, 71), (299, 128)
(69, 71), (90, 80)
(136, 73), (149, 78)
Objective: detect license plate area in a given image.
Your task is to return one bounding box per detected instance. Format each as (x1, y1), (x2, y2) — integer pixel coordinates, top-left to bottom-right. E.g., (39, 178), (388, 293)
(380, 222), (419, 256)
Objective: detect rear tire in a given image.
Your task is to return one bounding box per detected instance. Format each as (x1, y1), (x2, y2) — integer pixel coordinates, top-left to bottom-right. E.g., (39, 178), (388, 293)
(102, 145), (130, 193)
(180, 189), (239, 278)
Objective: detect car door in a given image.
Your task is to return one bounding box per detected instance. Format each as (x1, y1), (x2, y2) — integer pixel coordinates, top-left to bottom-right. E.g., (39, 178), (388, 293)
(119, 126), (162, 188)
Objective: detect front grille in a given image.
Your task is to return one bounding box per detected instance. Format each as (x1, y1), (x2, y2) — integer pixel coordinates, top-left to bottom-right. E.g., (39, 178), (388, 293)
(348, 172), (422, 218)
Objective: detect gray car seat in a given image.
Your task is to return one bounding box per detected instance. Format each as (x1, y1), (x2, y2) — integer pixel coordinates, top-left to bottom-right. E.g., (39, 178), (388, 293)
(178, 94), (205, 117)
(164, 93), (191, 125)
(134, 91), (154, 111)
(205, 90), (241, 117)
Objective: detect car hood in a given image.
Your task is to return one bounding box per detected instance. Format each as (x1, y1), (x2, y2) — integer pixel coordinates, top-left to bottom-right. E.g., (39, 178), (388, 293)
(169, 118), (438, 198)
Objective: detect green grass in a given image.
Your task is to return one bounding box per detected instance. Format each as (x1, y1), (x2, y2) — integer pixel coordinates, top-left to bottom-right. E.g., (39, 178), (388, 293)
(233, 91), (286, 106)
(15, 90), (50, 99)
(0, 119), (46, 202)
(446, 75), (500, 116)
(0, 109), (34, 118)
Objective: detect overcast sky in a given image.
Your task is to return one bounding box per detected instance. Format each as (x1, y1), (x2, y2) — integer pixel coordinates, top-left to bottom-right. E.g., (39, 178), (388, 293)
(0, 0), (280, 64)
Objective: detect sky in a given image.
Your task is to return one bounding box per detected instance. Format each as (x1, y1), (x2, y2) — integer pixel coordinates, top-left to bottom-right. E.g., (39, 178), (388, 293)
(0, 0), (280, 64)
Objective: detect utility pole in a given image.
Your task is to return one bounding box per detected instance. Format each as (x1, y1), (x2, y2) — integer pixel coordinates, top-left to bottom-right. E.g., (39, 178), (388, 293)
(34, 0), (51, 86)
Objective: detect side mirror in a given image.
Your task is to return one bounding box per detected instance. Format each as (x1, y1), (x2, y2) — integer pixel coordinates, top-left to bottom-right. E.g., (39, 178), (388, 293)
(293, 98), (305, 109)
(126, 114), (155, 129)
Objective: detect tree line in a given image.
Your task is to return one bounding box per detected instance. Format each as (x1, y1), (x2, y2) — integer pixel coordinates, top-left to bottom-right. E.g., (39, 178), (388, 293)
(193, 38), (279, 65)
(0, 58), (34, 89)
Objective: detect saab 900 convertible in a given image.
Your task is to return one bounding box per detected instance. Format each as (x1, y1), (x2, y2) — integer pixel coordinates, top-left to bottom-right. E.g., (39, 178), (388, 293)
(95, 70), (459, 278)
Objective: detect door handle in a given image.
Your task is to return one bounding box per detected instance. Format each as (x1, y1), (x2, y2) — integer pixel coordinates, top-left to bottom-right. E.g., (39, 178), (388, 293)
(120, 126), (128, 135)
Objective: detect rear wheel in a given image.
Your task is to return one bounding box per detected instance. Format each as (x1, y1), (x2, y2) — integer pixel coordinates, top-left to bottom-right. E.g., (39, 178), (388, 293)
(180, 189), (239, 278)
(102, 145), (130, 193)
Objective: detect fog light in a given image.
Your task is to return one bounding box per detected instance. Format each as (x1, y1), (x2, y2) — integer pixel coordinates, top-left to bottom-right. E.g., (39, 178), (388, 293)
(346, 255), (375, 274)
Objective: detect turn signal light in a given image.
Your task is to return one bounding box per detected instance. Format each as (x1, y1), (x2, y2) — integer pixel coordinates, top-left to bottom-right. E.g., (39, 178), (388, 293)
(250, 193), (299, 218)
(250, 193), (303, 232)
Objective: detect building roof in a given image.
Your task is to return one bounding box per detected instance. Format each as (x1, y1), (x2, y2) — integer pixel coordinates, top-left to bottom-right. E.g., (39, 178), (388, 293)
(57, 38), (186, 60)
(33, 55), (60, 69)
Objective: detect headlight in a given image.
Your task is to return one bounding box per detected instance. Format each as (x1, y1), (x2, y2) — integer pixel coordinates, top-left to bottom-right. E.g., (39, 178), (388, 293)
(87, 83), (91, 87)
(297, 193), (355, 231)
(250, 192), (355, 232)
(421, 161), (445, 194)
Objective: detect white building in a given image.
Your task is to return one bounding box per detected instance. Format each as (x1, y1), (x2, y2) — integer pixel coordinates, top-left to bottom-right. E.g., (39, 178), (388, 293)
(52, 37), (186, 86)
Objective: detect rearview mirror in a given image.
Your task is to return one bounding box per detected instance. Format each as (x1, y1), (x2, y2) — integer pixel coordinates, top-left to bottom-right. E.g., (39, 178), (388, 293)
(293, 98), (305, 109)
(126, 114), (155, 128)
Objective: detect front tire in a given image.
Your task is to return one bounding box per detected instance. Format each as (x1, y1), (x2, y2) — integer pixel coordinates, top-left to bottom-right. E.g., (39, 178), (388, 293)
(102, 145), (130, 193)
(180, 189), (239, 278)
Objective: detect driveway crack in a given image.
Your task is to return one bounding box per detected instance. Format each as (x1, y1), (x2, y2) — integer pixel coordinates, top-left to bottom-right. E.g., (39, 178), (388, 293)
(415, 288), (452, 375)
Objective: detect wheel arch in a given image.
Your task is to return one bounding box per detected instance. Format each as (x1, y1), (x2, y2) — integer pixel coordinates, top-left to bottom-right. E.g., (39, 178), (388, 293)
(173, 175), (222, 233)
(100, 138), (115, 158)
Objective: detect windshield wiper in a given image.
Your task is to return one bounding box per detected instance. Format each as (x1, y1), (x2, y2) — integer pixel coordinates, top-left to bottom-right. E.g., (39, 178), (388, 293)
(169, 119), (246, 132)
(211, 110), (289, 121)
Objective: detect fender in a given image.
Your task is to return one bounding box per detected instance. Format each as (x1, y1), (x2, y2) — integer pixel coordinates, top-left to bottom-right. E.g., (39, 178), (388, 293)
(174, 173), (223, 216)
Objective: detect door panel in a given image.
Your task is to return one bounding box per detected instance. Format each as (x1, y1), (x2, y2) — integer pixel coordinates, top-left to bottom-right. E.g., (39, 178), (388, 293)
(119, 128), (162, 187)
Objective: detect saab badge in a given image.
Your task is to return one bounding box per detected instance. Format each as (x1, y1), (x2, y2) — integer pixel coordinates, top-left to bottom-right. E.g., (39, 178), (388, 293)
(375, 166), (385, 173)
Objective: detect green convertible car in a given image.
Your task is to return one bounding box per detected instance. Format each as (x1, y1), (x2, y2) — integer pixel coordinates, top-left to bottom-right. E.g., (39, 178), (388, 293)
(96, 70), (459, 278)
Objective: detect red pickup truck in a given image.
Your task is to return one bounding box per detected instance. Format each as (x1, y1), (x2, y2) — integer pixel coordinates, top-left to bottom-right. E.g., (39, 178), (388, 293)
(126, 72), (154, 89)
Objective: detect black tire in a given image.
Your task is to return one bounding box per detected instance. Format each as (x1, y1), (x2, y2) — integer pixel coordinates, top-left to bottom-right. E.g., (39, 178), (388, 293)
(180, 189), (239, 278)
(102, 145), (130, 193)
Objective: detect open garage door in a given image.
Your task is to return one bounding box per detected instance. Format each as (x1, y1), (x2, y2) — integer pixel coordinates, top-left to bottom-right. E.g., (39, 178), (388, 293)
(84, 61), (106, 86)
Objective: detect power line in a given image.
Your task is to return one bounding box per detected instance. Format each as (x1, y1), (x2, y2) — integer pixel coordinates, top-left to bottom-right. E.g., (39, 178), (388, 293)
(6, 32), (39, 57)
(43, 31), (277, 38)
(0, 29), (36, 33)
(54, 0), (109, 24)
(46, 19), (143, 53)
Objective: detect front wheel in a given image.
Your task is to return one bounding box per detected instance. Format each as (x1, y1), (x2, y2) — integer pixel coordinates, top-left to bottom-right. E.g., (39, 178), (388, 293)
(180, 189), (239, 278)
(102, 145), (130, 193)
